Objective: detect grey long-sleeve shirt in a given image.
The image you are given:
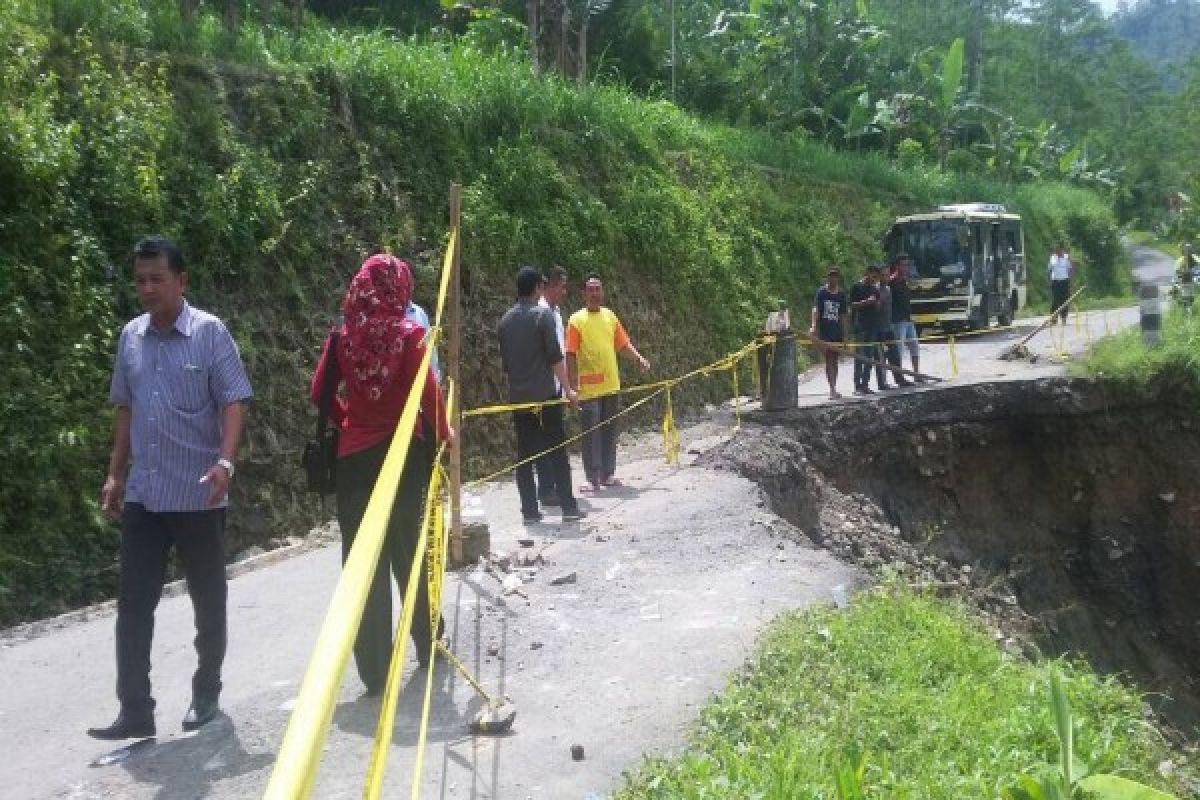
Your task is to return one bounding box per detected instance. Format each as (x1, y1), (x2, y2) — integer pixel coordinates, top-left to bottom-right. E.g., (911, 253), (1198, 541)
(497, 298), (563, 403)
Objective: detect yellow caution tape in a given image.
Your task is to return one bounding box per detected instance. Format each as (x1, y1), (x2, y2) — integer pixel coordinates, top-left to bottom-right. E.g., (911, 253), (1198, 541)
(263, 330), (440, 800)
(263, 230), (458, 800)
(361, 435), (447, 800)
(662, 385), (680, 466)
(730, 360), (741, 430)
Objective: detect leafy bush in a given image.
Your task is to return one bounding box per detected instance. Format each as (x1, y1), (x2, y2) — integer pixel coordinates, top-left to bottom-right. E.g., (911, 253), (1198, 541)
(896, 137), (926, 170)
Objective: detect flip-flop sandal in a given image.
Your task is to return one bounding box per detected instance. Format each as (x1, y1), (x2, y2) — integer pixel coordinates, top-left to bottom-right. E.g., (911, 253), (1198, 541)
(602, 477), (624, 487)
(579, 483), (596, 493)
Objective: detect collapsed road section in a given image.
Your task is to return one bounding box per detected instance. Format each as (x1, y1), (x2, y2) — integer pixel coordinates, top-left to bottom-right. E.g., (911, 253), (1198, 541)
(714, 377), (1200, 734)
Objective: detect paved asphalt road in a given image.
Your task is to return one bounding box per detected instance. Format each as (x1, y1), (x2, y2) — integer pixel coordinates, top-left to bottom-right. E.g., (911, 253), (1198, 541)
(0, 246), (1170, 800)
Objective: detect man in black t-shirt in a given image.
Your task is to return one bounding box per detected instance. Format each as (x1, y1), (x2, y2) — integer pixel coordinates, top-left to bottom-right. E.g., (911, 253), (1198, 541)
(848, 265), (883, 394)
(809, 266), (847, 399)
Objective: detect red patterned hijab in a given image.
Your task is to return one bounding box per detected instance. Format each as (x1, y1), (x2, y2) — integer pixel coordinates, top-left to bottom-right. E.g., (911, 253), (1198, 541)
(340, 254), (415, 401)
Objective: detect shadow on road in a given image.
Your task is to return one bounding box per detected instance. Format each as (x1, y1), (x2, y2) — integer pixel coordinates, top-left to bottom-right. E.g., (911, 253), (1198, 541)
(119, 715), (273, 800)
(332, 664), (473, 747)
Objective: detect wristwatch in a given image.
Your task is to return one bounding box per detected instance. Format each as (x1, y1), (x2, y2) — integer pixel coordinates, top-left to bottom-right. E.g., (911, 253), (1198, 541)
(216, 457), (235, 479)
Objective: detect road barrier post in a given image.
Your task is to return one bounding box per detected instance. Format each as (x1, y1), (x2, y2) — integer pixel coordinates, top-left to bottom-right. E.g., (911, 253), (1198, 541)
(1139, 283), (1162, 347)
(758, 331), (797, 410)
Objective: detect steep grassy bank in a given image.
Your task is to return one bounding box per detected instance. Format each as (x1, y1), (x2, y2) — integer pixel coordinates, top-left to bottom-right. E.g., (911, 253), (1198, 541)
(1081, 308), (1200, 387)
(616, 590), (1197, 799)
(0, 0), (1125, 623)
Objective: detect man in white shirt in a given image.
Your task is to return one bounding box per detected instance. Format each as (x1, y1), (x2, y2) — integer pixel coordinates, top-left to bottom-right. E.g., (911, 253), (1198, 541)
(1048, 242), (1073, 325)
(535, 266), (569, 506)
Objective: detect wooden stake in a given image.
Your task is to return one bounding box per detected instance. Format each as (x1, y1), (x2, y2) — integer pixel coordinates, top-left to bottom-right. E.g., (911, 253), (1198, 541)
(448, 184), (463, 565)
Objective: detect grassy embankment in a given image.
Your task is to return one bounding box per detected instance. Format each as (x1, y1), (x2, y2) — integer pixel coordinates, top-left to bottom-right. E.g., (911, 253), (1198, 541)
(616, 589), (1197, 799)
(1081, 309), (1200, 387)
(0, 0), (1127, 623)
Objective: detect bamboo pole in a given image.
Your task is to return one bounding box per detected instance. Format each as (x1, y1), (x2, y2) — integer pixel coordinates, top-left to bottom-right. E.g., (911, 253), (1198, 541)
(448, 184), (463, 565)
(1014, 285), (1088, 349)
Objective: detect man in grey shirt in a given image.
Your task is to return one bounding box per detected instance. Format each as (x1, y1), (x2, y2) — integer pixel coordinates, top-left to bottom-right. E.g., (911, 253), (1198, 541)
(497, 267), (583, 523)
(89, 236), (252, 740)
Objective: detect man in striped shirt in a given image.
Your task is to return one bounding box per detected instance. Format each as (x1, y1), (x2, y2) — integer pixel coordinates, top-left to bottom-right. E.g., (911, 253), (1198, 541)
(88, 236), (253, 741)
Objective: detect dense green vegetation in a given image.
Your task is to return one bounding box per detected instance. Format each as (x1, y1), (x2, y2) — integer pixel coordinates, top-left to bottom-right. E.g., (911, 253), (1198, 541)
(1081, 307), (1200, 386)
(615, 589), (1197, 799)
(301, 0), (1200, 239)
(0, 0), (1126, 623)
(1114, 0), (1200, 79)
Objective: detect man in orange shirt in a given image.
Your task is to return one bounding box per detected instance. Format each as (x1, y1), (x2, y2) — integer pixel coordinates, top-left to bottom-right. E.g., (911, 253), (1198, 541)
(566, 274), (650, 492)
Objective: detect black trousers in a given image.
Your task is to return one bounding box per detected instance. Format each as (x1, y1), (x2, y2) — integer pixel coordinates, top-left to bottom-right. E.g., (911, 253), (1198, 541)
(880, 330), (902, 382)
(534, 393), (561, 503)
(1051, 279), (1070, 322)
(534, 453), (556, 503)
(853, 332), (881, 389)
(514, 404), (578, 515)
(116, 503), (227, 717)
(336, 437), (441, 692)
(580, 395), (620, 485)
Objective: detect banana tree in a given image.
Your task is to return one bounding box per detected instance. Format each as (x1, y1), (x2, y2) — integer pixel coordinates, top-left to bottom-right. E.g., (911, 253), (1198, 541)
(1003, 673), (1179, 800)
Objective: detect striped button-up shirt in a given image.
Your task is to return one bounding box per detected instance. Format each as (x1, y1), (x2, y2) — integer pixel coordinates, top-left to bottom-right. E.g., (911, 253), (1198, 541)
(109, 300), (253, 512)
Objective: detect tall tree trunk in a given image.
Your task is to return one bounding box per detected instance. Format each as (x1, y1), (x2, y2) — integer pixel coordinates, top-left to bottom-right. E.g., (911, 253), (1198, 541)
(223, 0), (239, 35)
(968, 0), (985, 99)
(578, 15), (587, 86)
(527, 0), (541, 74)
(558, 2), (570, 76)
(180, 0), (198, 23)
(292, 0), (304, 30)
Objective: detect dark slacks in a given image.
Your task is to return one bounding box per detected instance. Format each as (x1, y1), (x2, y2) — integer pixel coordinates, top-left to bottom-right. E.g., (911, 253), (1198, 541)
(878, 330), (900, 384)
(534, 453), (556, 503)
(336, 437), (441, 693)
(853, 331), (881, 390)
(534, 392), (561, 503)
(514, 404), (578, 515)
(1051, 279), (1070, 322)
(580, 394), (620, 485)
(116, 503), (227, 717)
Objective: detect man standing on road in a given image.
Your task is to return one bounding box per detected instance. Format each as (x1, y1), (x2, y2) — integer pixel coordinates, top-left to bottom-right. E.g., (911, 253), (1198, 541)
(498, 267), (585, 523)
(876, 267), (908, 388)
(810, 266), (847, 399)
(888, 254), (920, 383)
(534, 265), (569, 507)
(1048, 242), (1073, 325)
(849, 265), (887, 394)
(90, 235), (252, 741)
(566, 274), (650, 493)
(1175, 242), (1198, 313)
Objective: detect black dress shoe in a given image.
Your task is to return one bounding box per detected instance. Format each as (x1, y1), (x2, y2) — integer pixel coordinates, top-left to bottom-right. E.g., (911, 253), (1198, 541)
(87, 712), (155, 740)
(182, 697), (219, 732)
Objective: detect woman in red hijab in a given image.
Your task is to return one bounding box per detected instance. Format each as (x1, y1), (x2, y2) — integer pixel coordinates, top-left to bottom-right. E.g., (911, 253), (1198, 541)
(309, 254), (452, 694)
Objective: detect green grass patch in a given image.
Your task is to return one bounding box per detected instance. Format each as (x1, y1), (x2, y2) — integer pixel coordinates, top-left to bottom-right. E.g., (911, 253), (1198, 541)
(1078, 308), (1200, 386)
(616, 590), (1194, 799)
